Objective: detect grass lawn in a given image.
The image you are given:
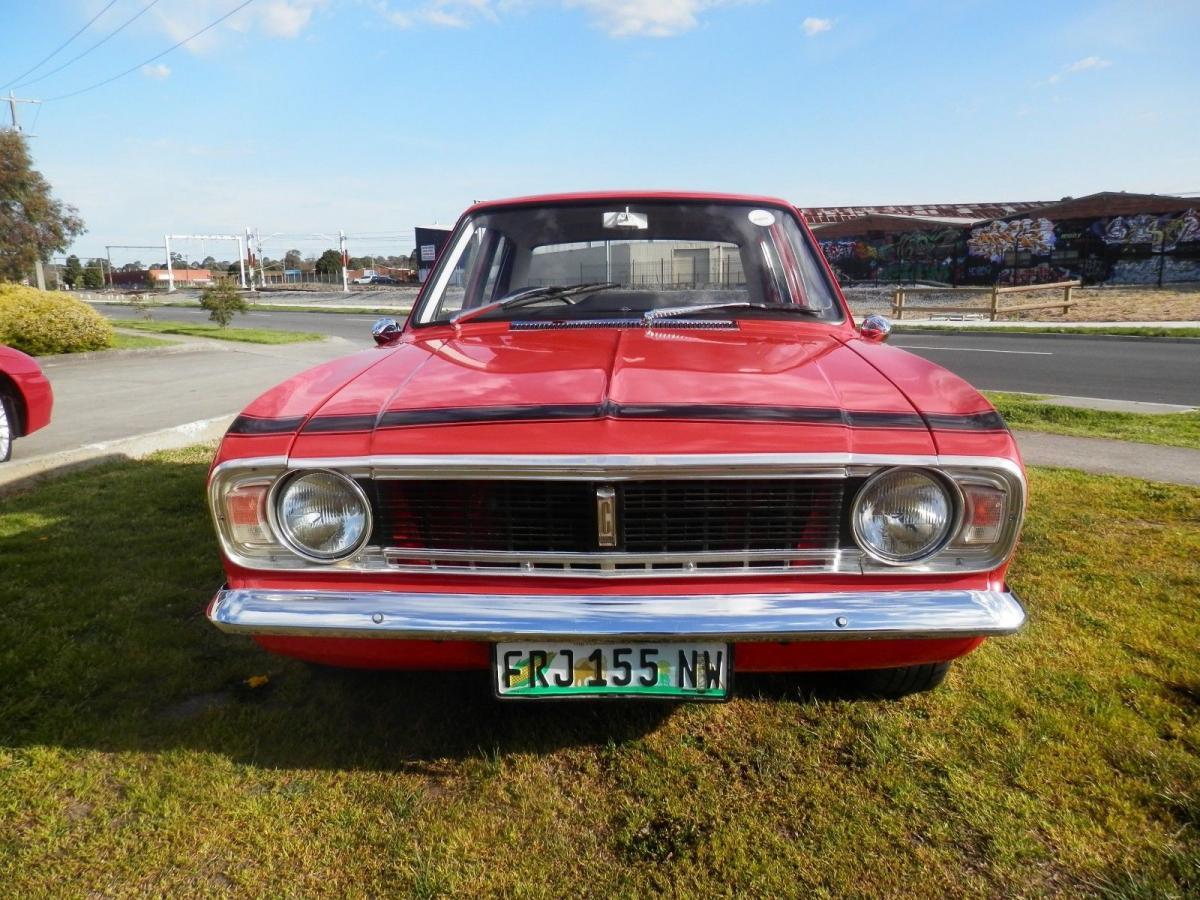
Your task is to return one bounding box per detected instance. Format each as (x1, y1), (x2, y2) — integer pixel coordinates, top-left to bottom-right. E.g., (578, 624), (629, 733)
(1, 450), (1196, 895)
(895, 325), (1200, 339)
(987, 391), (1200, 450)
(108, 332), (177, 351)
(246, 303), (411, 316)
(117, 319), (324, 345)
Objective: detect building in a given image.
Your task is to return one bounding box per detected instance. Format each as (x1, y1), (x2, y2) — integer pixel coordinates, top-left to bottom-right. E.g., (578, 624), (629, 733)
(108, 268), (216, 288)
(805, 192), (1200, 287)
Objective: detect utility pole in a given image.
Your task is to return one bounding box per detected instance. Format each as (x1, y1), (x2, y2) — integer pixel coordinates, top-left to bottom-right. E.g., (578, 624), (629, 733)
(4, 92), (41, 133)
(244, 226), (256, 291)
(164, 235), (174, 293)
(339, 229), (350, 293)
(255, 227), (265, 287)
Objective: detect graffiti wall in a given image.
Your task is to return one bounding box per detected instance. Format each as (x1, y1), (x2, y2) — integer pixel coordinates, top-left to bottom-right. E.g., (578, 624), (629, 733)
(819, 207), (1200, 287)
(816, 228), (964, 284)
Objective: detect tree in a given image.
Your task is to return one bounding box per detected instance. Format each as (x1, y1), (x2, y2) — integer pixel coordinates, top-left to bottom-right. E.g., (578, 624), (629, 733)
(283, 249), (303, 269)
(199, 281), (247, 328)
(201, 255), (217, 270)
(0, 131), (85, 282)
(63, 254), (83, 288)
(82, 258), (105, 289)
(314, 249), (343, 276)
(349, 255), (375, 269)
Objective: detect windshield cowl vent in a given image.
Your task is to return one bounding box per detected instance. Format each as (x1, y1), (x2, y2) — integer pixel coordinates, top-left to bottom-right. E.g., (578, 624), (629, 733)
(510, 319), (739, 330)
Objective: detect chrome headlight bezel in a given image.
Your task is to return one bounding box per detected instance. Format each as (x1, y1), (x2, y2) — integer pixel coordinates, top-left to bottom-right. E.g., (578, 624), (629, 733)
(267, 469), (373, 564)
(850, 466), (963, 566)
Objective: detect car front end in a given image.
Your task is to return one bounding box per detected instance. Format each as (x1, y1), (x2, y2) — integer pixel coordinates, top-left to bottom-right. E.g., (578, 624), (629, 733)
(206, 192), (1026, 700)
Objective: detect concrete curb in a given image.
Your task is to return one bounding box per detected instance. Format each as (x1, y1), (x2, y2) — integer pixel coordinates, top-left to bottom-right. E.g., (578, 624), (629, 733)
(36, 336), (216, 365)
(0, 414), (234, 496)
(1013, 430), (1200, 486)
(892, 327), (1200, 344)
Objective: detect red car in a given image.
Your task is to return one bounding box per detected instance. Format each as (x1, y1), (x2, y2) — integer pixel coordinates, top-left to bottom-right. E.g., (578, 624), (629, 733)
(0, 345), (53, 463)
(206, 192), (1026, 699)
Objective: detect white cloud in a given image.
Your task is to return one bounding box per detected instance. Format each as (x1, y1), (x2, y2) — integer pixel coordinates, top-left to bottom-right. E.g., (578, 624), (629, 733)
(801, 16), (832, 37)
(1066, 55), (1112, 73)
(567, 1), (724, 37)
(379, 0), (738, 37)
(379, 0), (502, 29)
(261, 1), (318, 37)
(1047, 55), (1113, 84)
(148, 0), (327, 50)
(141, 63), (171, 79)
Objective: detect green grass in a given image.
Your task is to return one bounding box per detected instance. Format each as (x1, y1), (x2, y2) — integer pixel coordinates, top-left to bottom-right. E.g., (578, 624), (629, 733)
(108, 332), (177, 350)
(987, 391), (1200, 450)
(894, 324), (1200, 338)
(1, 451), (1197, 895)
(246, 303), (411, 315)
(116, 319), (324, 344)
(92, 299), (410, 316)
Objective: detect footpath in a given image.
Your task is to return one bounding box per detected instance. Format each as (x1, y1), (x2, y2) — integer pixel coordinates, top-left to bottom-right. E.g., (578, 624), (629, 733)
(2, 324), (1197, 493)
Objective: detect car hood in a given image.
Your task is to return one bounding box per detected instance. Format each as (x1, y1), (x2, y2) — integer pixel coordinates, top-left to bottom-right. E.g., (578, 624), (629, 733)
(285, 324), (944, 458)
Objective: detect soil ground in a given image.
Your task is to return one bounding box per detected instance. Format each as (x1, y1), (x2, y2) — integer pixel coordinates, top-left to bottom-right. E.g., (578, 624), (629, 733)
(845, 283), (1200, 322)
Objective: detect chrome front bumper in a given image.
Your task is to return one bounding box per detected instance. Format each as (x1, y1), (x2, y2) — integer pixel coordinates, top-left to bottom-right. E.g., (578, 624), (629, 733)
(207, 587), (1026, 642)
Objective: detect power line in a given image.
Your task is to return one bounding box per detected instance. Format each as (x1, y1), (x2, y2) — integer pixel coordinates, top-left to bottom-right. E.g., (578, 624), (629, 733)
(0, 0), (121, 90)
(15, 0), (166, 91)
(44, 0), (257, 103)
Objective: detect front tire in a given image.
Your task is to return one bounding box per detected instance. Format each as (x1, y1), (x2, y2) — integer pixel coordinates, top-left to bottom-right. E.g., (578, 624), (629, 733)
(0, 391), (15, 463)
(851, 661), (951, 698)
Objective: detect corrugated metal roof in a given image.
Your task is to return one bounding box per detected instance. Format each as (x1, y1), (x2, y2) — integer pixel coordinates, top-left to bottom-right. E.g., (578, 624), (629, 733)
(799, 201), (1050, 225)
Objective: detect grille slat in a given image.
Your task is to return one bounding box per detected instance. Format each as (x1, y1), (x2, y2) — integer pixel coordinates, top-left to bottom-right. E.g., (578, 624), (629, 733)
(373, 479), (845, 555)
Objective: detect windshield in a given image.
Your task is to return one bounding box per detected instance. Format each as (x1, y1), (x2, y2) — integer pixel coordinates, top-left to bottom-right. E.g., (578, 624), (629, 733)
(413, 200), (844, 325)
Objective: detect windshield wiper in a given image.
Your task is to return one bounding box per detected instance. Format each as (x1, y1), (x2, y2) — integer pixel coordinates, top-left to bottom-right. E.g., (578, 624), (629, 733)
(451, 282), (621, 325)
(644, 302), (823, 321)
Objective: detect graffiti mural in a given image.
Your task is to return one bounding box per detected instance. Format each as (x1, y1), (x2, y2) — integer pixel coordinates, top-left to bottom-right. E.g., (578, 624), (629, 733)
(1109, 257), (1200, 285)
(1098, 208), (1199, 251)
(820, 207), (1200, 287)
(967, 218), (1056, 262)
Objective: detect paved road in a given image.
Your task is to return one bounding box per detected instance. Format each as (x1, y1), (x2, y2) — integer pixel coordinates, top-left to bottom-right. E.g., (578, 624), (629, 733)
(22, 337), (366, 459)
(97, 305), (1200, 405)
(101, 303), (382, 342)
(888, 332), (1200, 406)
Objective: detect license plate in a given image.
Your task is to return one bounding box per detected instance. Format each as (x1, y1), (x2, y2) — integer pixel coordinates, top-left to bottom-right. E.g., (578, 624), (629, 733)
(493, 642), (730, 700)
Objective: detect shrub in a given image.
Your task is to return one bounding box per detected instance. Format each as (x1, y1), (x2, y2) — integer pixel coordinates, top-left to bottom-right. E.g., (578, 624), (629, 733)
(0, 284), (114, 355)
(199, 281), (248, 328)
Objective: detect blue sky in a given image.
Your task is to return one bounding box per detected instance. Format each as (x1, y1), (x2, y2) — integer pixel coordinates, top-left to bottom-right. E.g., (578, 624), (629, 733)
(2, 0), (1198, 262)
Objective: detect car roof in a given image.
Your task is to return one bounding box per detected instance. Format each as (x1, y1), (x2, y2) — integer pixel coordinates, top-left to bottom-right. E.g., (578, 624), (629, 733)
(466, 190), (800, 215)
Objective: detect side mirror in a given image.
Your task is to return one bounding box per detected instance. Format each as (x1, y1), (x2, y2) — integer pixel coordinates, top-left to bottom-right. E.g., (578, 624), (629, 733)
(859, 314), (891, 343)
(372, 317), (401, 345)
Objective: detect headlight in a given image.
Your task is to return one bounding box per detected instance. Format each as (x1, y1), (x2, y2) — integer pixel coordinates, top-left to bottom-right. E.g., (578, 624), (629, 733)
(851, 467), (957, 564)
(273, 471), (371, 562)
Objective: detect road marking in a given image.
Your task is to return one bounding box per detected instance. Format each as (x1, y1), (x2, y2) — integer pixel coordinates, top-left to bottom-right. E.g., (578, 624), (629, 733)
(894, 344), (1053, 356)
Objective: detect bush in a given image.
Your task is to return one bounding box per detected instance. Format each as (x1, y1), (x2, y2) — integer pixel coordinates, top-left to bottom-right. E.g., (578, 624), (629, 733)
(199, 281), (248, 328)
(0, 284), (114, 355)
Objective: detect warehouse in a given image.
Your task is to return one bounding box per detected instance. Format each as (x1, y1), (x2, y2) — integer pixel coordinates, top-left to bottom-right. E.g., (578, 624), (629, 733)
(806, 192), (1200, 286)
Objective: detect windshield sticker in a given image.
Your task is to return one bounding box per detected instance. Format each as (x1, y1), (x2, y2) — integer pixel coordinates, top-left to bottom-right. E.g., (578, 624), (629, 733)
(748, 209), (776, 227)
(603, 209), (649, 230)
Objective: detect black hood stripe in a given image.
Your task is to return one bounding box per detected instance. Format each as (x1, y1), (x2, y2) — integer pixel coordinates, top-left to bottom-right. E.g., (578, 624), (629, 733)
(300, 413), (381, 433)
(923, 410), (1008, 431)
(227, 414), (307, 435)
(288, 403), (1006, 433)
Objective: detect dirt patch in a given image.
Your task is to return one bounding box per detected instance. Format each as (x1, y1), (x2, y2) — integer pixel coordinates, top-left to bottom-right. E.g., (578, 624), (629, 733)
(844, 284), (1200, 322)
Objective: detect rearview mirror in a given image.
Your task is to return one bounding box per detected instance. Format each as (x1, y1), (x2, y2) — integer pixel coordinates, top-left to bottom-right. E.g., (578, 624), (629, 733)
(372, 317), (401, 345)
(859, 314), (891, 343)
(603, 210), (648, 230)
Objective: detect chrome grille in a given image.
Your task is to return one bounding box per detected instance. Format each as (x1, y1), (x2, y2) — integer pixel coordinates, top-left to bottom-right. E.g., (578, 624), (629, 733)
(619, 480), (844, 552)
(373, 480), (594, 552)
(372, 478), (846, 556)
